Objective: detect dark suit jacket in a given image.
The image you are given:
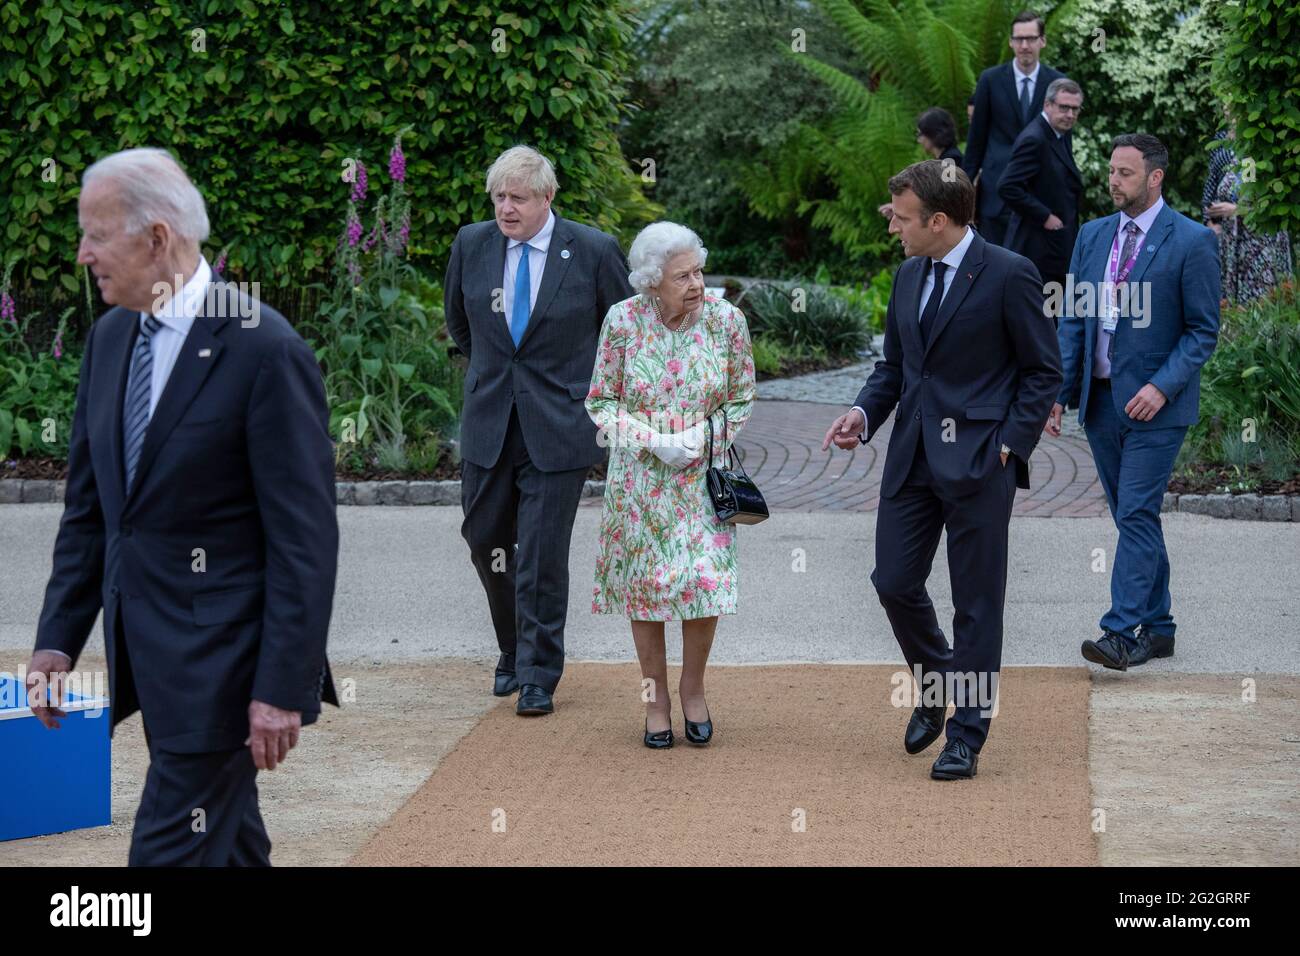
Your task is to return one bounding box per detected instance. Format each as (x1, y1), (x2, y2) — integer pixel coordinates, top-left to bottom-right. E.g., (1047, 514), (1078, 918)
(998, 113), (1083, 277)
(444, 213), (633, 472)
(1058, 203), (1220, 427)
(35, 279), (339, 754)
(855, 233), (1063, 497)
(963, 61), (1065, 223)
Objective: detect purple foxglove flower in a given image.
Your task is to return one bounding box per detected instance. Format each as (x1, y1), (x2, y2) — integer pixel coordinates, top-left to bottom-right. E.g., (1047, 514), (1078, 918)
(389, 141), (405, 183)
(350, 161), (368, 204)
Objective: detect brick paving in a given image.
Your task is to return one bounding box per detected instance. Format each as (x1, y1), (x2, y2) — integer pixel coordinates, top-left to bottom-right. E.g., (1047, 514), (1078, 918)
(729, 399), (1107, 517)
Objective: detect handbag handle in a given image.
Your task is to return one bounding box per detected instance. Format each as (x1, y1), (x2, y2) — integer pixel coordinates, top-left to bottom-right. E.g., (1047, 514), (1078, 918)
(705, 411), (751, 477)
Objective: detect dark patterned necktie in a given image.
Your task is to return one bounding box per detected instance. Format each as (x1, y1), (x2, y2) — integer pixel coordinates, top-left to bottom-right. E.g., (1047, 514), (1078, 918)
(920, 260), (948, 348)
(1019, 76), (1032, 123)
(123, 314), (161, 492)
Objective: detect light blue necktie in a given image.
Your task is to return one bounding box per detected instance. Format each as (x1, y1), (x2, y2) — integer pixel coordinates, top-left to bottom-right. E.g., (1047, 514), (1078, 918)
(123, 314), (161, 492)
(511, 244), (532, 347)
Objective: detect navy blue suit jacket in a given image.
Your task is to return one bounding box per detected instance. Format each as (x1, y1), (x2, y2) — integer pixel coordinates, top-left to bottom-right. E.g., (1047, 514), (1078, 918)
(855, 233), (1063, 498)
(35, 279), (339, 753)
(998, 113), (1083, 277)
(1057, 202), (1220, 427)
(963, 61), (1065, 223)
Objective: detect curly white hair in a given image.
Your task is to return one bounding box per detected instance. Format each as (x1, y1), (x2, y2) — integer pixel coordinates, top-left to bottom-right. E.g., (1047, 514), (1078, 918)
(627, 221), (708, 293)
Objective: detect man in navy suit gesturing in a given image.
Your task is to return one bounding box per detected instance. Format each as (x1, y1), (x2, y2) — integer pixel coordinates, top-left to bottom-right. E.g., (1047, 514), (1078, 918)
(25, 148), (338, 865)
(824, 160), (1061, 779)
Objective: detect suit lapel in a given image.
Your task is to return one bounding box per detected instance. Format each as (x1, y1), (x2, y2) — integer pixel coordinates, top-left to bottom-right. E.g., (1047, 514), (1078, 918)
(1126, 203), (1175, 287)
(1052, 131), (1081, 184)
(1002, 63), (1021, 123)
(517, 215), (575, 351)
(90, 308), (138, 507)
(897, 257), (926, 358)
(924, 233), (987, 357)
(123, 288), (228, 509)
(481, 229), (515, 350)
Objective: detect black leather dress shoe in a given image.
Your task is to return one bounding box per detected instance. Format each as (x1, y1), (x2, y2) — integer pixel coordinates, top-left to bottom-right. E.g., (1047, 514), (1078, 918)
(516, 684), (553, 715)
(1129, 626), (1175, 666)
(493, 671), (519, 697)
(683, 709), (713, 746)
(1080, 629), (1133, 670)
(644, 721), (674, 749)
(904, 705), (946, 755)
(930, 738), (978, 780)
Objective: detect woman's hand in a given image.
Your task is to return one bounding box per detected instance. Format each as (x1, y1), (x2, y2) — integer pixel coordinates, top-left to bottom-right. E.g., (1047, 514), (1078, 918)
(1206, 201), (1237, 220)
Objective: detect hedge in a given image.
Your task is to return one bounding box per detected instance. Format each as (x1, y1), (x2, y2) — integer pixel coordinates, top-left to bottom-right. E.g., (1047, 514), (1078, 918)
(1, 0), (653, 304)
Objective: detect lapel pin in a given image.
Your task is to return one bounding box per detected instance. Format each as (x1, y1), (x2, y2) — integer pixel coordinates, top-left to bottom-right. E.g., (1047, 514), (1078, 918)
(561, 249), (571, 259)
(198, 348), (211, 358)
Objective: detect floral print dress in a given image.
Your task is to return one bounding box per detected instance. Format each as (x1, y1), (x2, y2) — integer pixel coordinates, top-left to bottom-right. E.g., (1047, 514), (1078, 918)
(586, 293), (756, 621)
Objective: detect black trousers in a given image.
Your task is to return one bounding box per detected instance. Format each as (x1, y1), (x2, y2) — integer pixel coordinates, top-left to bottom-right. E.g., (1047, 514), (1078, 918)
(871, 438), (1018, 752)
(460, 405), (588, 692)
(128, 743), (269, 866)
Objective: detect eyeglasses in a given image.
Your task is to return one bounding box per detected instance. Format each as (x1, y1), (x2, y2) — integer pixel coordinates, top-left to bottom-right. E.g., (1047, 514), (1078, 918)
(1052, 104), (1083, 114)
(1010, 34), (1042, 44)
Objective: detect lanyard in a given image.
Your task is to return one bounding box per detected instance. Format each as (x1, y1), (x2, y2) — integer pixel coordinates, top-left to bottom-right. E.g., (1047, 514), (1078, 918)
(1107, 222), (1142, 287)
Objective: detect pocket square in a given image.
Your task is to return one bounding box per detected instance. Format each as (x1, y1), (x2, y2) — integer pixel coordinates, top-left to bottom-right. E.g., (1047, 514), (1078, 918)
(198, 348), (212, 358)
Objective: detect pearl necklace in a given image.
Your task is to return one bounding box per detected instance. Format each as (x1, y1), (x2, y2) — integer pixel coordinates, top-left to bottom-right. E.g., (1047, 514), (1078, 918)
(651, 295), (700, 333)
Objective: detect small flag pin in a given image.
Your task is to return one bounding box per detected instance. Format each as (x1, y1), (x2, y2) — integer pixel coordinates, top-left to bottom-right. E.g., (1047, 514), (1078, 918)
(198, 348), (212, 358)
(561, 249), (571, 259)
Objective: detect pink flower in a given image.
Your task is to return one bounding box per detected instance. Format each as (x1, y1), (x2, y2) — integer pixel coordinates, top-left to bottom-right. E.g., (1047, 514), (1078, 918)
(698, 575), (717, 593)
(213, 249), (228, 275)
(389, 138), (406, 183)
(52, 331), (63, 359)
(0, 291), (15, 323)
(681, 589), (695, 603)
(712, 533), (731, 548)
(650, 486), (662, 498)
(350, 160), (368, 204)
(666, 359), (682, 374)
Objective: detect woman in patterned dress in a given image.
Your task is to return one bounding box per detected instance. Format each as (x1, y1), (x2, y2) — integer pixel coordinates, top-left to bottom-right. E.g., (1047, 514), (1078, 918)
(1203, 126), (1294, 303)
(585, 222), (756, 749)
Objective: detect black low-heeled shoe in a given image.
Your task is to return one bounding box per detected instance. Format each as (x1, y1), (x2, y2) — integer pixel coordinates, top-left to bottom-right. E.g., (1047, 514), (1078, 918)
(683, 709), (713, 746)
(644, 721), (674, 749)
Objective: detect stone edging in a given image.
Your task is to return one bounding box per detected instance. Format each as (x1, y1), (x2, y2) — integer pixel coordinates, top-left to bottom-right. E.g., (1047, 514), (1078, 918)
(0, 478), (607, 507)
(1, 479), (1295, 520)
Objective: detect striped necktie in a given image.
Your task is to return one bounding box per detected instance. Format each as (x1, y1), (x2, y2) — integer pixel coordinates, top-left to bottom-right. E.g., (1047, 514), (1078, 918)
(123, 314), (162, 492)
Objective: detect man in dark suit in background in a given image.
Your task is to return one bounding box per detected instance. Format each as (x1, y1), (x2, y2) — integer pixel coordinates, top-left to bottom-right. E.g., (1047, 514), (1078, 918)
(26, 147), (339, 865)
(444, 146), (633, 716)
(963, 10), (1065, 246)
(823, 160), (1062, 780)
(998, 77), (1085, 306)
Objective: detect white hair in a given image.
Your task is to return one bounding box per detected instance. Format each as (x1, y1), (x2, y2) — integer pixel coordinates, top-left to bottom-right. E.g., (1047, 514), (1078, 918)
(82, 148), (210, 243)
(627, 221), (709, 293)
(485, 145), (558, 198)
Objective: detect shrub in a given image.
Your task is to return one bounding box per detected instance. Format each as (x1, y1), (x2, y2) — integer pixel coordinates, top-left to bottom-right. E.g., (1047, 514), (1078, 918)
(1, 0), (651, 305)
(736, 279), (871, 358)
(1, 263), (79, 458)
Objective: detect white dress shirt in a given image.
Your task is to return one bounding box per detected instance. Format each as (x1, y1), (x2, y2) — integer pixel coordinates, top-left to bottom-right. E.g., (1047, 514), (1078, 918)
(1040, 110), (1062, 138)
(852, 227), (976, 432)
(1093, 196), (1165, 379)
(1014, 61), (1041, 111)
(502, 210), (555, 325)
(140, 256), (211, 416)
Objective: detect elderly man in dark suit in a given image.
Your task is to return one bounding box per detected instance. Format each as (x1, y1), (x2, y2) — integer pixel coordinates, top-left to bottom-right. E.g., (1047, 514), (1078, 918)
(26, 147), (339, 865)
(823, 160), (1062, 780)
(998, 77), (1085, 303)
(444, 146), (633, 716)
(963, 10), (1066, 246)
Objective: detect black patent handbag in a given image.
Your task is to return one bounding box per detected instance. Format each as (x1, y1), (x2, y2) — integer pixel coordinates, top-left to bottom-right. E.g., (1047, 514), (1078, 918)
(704, 414), (769, 525)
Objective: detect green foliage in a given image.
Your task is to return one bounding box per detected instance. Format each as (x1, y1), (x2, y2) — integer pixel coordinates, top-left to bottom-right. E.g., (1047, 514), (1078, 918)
(2, 0), (649, 301)
(298, 160), (459, 473)
(0, 299), (79, 459)
(1183, 280), (1300, 477)
(735, 279), (871, 358)
(1211, 0), (1300, 234)
(819, 265), (893, 334)
(622, 0), (868, 278)
(1048, 0), (1222, 220)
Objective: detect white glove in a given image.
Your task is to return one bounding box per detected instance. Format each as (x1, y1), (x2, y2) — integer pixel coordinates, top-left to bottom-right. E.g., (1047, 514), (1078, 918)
(650, 422), (705, 468)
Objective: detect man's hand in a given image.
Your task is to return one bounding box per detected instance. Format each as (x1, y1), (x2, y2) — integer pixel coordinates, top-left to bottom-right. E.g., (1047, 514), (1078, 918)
(1044, 214), (1064, 231)
(1044, 402), (1063, 437)
(1125, 383), (1167, 422)
(1001, 451), (1009, 467)
(246, 700), (302, 771)
(822, 408), (866, 451)
(26, 650), (73, 729)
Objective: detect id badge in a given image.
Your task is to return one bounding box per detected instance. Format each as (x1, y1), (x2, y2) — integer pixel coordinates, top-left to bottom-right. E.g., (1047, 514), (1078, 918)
(1100, 303), (1119, 333)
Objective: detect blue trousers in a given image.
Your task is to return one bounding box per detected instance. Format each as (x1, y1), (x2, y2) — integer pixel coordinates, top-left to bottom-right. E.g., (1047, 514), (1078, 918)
(1083, 378), (1188, 640)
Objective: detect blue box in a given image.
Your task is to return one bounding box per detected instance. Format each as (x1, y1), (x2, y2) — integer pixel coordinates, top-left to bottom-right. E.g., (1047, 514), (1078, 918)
(0, 672), (111, 841)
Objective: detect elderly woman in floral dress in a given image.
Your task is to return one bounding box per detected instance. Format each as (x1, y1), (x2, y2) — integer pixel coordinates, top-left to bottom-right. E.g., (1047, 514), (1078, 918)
(586, 222), (756, 749)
